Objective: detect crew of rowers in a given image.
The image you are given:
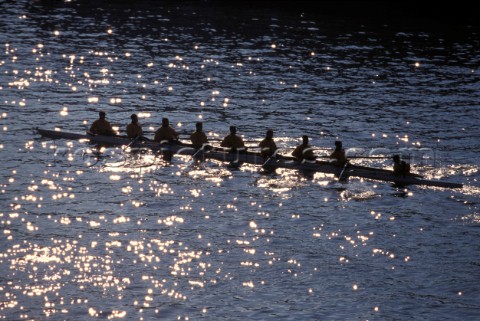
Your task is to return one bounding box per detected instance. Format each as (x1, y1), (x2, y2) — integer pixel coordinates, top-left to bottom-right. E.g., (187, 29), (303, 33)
(88, 111), (410, 175)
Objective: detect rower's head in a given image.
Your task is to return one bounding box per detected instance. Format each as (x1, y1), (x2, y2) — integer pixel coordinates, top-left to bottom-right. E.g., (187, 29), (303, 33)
(266, 129), (273, 139)
(196, 122), (203, 131)
(162, 118), (169, 127)
(99, 111), (106, 119)
(393, 155), (400, 163)
(302, 135), (309, 144)
(229, 126), (237, 134)
(335, 140), (342, 149)
(131, 114), (138, 123)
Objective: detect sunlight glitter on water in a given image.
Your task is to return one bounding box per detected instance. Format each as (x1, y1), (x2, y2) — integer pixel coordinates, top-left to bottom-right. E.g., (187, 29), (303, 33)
(1, 1), (479, 320)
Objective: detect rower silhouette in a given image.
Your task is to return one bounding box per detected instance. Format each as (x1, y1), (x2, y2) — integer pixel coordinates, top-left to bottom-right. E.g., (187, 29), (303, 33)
(393, 155), (411, 177)
(154, 118), (179, 162)
(259, 129), (278, 158)
(126, 114), (144, 139)
(190, 122), (209, 149)
(330, 140), (348, 165)
(88, 111), (117, 136)
(220, 126), (245, 153)
(292, 135), (315, 162)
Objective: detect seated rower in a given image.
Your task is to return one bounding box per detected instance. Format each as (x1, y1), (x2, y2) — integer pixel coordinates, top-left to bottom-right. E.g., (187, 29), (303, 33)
(154, 118), (179, 162)
(190, 122), (209, 149)
(393, 155), (411, 176)
(126, 114), (144, 139)
(154, 118), (179, 143)
(89, 111), (117, 136)
(220, 126), (245, 152)
(259, 129), (278, 158)
(330, 140), (348, 165)
(292, 135), (316, 162)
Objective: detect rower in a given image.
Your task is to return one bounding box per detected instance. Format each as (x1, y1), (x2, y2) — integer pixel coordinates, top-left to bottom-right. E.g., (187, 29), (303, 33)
(126, 114), (143, 139)
(220, 126), (245, 152)
(154, 118), (179, 143)
(88, 111), (117, 136)
(259, 129), (278, 158)
(393, 155), (411, 176)
(154, 118), (179, 162)
(190, 122), (209, 149)
(292, 135), (316, 162)
(330, 140), (348, 165)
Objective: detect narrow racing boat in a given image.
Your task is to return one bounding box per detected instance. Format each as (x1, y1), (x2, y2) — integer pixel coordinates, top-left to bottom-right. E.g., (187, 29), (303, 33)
(203, 151), (463, 188)
(37, 128), (463, 189)
(36, 128), (196, 154)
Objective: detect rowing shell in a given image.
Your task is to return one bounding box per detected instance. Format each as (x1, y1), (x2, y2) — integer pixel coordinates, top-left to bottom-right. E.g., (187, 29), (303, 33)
(36, 128), (196, 154)
(37, 128), (463, 189)
(195, 150), (463, 189)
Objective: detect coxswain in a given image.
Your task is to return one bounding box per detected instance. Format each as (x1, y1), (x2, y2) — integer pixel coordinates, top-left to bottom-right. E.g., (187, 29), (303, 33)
(88, 111), (117, 136)
(330, 140), (348, 165)
(292, 135), (316, 162)
(220, 126), (245, 152)
(154, 118), (179, 143)
(259, 129), (278, 158)
(126, 114), (143, 139)
(190, 122), (209, 149)
(393, 155), (411, 176)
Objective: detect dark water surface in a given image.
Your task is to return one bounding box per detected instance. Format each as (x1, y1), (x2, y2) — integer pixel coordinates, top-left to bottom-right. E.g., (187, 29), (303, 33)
(1, 1), (479, 320)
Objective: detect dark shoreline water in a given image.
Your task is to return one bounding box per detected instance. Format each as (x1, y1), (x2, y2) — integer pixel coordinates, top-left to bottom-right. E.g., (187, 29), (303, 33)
(58, 0), (480, 26)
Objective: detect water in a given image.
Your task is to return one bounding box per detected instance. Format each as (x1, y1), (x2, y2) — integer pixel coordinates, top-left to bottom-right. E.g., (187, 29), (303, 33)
(1, 1), (480, 320)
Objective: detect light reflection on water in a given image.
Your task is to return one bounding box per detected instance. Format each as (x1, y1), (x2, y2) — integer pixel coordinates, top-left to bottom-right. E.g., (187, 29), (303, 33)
(1, 0), (480, 320)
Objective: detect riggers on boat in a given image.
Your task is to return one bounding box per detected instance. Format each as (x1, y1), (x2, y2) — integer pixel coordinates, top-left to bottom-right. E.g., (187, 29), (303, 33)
(37, 128), (463, 189)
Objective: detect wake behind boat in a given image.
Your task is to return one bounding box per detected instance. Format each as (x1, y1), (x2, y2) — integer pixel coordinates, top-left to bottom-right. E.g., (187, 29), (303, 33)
(36, 128), (463, 189)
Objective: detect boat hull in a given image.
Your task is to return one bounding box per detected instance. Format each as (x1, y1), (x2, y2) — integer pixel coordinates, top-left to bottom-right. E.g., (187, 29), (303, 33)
(193, 150), (463, 188)
(37, 128), (463, 189)
(36, 128), (196, 154)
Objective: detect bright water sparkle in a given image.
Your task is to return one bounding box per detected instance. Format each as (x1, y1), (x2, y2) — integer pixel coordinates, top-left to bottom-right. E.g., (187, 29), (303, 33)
(1, 1), (480, 320)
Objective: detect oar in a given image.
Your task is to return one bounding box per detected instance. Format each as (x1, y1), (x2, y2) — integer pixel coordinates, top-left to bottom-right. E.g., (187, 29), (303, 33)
(338, 161), (349, 181)
(183, 144), (213, 170)
(210, 146), (248, 153)
(261, 155), (275, 169)
(190, 145), (208, 161)
(316, 155), (411, 160)
(122, 135), (142, 152)
(260, 149), (284, 172)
